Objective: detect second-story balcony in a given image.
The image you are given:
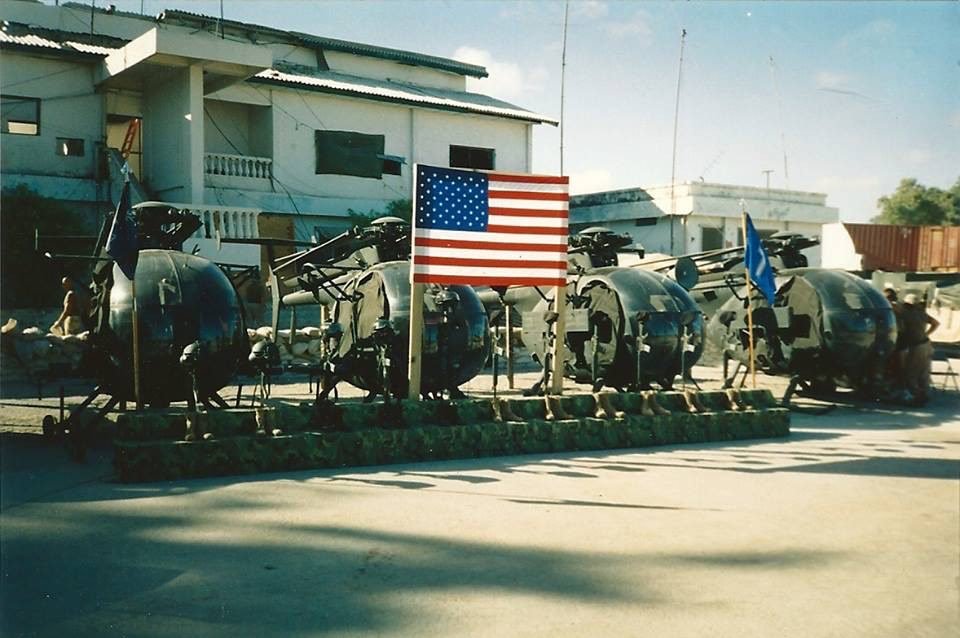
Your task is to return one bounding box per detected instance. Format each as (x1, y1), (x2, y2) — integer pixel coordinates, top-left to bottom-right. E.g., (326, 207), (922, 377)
(178, 203), (262, 267)
(204, 152), (273, 191)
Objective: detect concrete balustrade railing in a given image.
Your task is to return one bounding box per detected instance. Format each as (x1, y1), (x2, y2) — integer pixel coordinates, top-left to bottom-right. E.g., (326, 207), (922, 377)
(150, 204), (260, 240)
(204, 153), (273, 180)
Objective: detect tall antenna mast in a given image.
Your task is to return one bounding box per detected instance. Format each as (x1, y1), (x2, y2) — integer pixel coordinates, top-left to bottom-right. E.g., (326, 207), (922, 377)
(559, 0), (570, 175)
(769, 55), (789, 188)
(669, 28), (687, 252)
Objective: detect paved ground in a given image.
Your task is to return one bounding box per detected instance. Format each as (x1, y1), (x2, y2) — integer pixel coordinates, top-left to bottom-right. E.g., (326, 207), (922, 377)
(1, 366), (958, 637)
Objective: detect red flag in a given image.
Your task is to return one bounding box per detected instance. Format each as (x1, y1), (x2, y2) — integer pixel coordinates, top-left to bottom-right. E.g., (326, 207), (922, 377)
(412, 164), (569, 287)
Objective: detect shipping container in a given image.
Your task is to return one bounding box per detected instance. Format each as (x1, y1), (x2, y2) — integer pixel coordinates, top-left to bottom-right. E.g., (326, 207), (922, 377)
(841, 223), (959, 272)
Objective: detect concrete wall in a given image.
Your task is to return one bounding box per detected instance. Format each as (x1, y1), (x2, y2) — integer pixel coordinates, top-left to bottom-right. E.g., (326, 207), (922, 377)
(820, 223), (863, 270)
(0, 51), (103, 181)
(0, 50), (108, 221)
(2, 1), (155, 40)
(143, 65), (203, 203)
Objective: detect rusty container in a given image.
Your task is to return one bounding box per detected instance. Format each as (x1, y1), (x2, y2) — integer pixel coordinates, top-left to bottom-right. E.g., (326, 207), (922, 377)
(917, 225), (960, 272)
(843, 223), (959, 272)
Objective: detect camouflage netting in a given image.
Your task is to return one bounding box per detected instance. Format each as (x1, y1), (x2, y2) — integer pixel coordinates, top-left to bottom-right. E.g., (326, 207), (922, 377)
(114, 390), (789, 482)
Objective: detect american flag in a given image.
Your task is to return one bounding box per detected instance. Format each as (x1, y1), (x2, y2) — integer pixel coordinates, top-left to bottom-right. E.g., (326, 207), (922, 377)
(411, 164), (569, 287)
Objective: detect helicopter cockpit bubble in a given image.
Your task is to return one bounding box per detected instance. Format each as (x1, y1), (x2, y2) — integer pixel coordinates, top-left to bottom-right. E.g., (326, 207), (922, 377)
(707, 268), (897, 399)
(275, 217), (490, 400)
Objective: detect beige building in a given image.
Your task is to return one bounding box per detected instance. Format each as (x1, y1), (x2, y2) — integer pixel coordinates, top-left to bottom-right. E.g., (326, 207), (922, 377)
(570, 181), (839, 265)
(1, 1), (555, 267)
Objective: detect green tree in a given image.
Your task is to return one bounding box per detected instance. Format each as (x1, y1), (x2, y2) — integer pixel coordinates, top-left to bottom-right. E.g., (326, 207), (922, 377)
(1, 185), (90, 308)
(873, 177), (958, 226)
(947, 178), (960, 225)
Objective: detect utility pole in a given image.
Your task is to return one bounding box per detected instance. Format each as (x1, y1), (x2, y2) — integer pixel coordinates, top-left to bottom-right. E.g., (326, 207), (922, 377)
(769, 56), (790, 189)
(761, 169), (774, 191)
(669, 28), (687, 254)
(559, 0), (570, 175)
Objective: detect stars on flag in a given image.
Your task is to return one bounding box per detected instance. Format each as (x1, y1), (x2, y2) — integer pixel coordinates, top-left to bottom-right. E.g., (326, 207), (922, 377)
(416, 166), (488, 231)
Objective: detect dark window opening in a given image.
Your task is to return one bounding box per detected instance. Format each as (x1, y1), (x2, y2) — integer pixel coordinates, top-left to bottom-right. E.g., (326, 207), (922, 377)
(379, 154), (404, 176)
(450, 145), (495, 170)
(57, 137), (84, 157)
(2, 96), (40, 135)
(634, 217), (658, 227)
(315, 130), (385, 178)
(701, 226), (724, 251)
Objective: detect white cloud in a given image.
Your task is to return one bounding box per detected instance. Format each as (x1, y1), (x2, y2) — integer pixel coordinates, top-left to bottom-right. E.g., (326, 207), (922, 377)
(950, 111), (960, 130)
(905, 149), (931, 165)
(606, 10), (654, 45)
(570, 169), (615, 195)
(454, 46), (546, 101)
(839, 19), (896, 50)
(815, 71), (850, 90)
(573, 1), (609, 20)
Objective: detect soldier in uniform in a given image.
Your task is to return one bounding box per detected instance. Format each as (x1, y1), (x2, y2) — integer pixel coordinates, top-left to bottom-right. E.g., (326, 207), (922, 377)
(900, 292), (939, 405)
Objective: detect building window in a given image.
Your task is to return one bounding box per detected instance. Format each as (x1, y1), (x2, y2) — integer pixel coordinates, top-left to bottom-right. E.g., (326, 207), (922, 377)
(379, 154), (404, 176)
(315, 130), (385, 178)
(57, 138), (84, 157)
(701, 226), (724, 251)
(2, 96), (40, 135)
(634, 217), (658, 227)
(450, 145), (495, 170)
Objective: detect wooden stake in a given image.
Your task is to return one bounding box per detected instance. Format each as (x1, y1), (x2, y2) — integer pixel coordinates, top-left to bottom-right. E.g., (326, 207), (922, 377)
(131, 278), (143, 408)
(548, 284), (566, 395)
(407, 162), (424, 401)
(407, 282), (425, 400)
(505, 304), (514, 389)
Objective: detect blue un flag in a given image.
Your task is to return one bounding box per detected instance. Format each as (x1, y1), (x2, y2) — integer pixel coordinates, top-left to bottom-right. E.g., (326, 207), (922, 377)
(744, 213), (777, 305)
(105, 179), (139, 280)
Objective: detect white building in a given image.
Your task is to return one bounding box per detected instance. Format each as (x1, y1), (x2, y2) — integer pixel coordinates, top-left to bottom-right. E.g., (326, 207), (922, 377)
(1, 1), (556, 267)
(570, 181), (839, 266)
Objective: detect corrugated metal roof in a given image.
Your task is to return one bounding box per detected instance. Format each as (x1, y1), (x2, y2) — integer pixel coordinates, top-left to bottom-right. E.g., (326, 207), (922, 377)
(63, 40), (119, 56)
(2, 21), (554, 126)
(0, 22), (122, 56)
(159, 9), (489, 78)
(253, 68), (558, 125)
(295, 34), (488, 79)
(0, 29), (62, 51)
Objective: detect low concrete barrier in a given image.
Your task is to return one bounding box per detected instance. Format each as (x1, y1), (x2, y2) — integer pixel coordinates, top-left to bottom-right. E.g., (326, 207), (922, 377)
(114, 390), (789, 482)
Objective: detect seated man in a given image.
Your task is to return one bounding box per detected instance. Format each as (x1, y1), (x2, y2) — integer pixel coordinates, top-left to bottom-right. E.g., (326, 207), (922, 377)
(50, 276), (90, 336)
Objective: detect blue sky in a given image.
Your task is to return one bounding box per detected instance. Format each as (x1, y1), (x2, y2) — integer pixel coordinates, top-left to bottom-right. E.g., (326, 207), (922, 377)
(105, 1), (959, 222)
